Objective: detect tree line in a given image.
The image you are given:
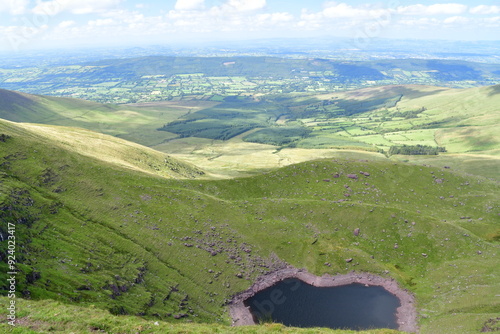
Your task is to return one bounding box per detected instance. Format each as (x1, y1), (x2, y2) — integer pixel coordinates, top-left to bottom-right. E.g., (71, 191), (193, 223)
(388, 144), (446, 156)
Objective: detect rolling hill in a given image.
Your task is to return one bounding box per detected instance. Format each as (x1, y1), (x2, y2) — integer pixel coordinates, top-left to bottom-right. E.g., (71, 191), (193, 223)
(0, 118), (204, 179)
(0, 88), (207, 148)
(0, 85), (498, 179)
(0, 116), (499, 333)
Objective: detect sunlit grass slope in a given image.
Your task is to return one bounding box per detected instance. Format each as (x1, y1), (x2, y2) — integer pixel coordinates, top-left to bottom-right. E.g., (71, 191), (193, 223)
(0, 88), (217, 147)
(395, 84), (499, 154)
(0, 119), (204, 178)
(304, 84), (500, 178)
(0, 297), (402, 334)
(0, 118), (498, 333)
(313, 84), (500, 155)
(0, 85), (498, 179)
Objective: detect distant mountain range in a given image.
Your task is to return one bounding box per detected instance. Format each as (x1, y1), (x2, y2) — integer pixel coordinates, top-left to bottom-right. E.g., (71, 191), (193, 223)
(0, 57), (498, 104)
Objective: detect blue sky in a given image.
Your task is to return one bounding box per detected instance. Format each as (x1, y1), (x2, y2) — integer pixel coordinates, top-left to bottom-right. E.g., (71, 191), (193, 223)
(0, 0), (499, 51)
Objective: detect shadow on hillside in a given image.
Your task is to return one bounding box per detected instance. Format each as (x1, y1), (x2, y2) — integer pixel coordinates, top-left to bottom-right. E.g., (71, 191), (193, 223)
(343, 85), (448, 100)
(0, 88), (38, 109)
(486, 84), (500, 96)
(307, 85), (450, 117)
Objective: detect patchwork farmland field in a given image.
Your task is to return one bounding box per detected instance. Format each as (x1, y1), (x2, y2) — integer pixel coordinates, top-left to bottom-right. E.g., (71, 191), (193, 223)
(0, 57), (498, 104)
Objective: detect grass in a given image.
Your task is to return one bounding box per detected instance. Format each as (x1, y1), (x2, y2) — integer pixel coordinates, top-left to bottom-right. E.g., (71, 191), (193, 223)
(391, 153), (500, 180)
(157, 84), (499, 178)
(243, 127), (312, 146)
(0, 118), (499, 333)
(0, 119), (204, 179)
(0, 84), (498, 179)
(0, 89), (219, 147)
(0, 298), (400, 334)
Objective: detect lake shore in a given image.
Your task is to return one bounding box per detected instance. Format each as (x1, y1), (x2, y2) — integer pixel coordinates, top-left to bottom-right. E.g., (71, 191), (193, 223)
(228, 267), (418, 333)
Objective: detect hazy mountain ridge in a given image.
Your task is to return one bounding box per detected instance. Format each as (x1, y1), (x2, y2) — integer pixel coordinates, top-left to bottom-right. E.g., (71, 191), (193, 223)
(1, 57), (498, 104)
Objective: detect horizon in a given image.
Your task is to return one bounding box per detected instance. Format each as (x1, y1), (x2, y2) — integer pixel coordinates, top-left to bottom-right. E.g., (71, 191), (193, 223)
(1, 0), (499, 52)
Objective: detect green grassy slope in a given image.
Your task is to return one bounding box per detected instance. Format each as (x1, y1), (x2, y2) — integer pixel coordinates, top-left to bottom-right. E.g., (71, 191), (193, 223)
(392, 84), (500, 151)
(0, 88), (217, 147)
(0, 88), (119, 124)
(375, 84), (500, 178)
(0, 85), (498, 179)
(0, 298), (400, 334)
(0, 119), (499, 333)
(279, 84), (500, 178)
(302, 84), (500, 155)
(0, 119), (204, 179)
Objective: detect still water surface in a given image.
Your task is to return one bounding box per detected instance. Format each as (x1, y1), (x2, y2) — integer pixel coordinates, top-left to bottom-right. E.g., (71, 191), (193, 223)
(245, 278), (400, 330)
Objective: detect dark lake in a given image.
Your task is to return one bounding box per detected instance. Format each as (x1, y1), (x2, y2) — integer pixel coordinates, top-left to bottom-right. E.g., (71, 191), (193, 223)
(244, 278), (400, 330)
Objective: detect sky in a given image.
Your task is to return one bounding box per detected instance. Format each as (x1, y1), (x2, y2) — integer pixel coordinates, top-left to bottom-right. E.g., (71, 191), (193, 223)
(0, 0), (499, 52)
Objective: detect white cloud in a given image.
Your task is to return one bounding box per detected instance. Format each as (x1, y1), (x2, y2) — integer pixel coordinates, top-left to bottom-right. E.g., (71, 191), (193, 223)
(297, 3), (393, 33)
(32, 0), (122, 16)
(227, 0), (266, 12)
(257, 12), (293, 23)
(427, 4), (467, 15)
(397, 3), (468, 16)
(397, 17), (441, 27)
(443, 16), (470, 25)
(3, 0), (499, 51)
(174, 0), (205, 11)
(482, 16), (500, 27)
(164, 0), (273, 35)
(322, 3), (390, 19)
(58, 20), (75, 28)
(88, 18), (114, 26)
(31, 0), (63, 16)
(470, 5), (500, 15)
(0, 22), (50, 50)
(0, 0), (29, 15)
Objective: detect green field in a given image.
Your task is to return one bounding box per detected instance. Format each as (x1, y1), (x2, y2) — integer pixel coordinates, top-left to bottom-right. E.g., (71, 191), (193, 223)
(0, 84), (498, 179)
(0, 115), (499, 333)
(1, 45), (500, 334)
(0, 57), (498, 104)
